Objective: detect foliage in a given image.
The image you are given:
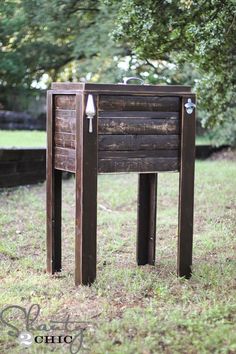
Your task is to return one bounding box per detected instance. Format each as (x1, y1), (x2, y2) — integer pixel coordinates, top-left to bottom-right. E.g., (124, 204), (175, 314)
(108, 0), (236, 140)
(0, 0), (128, 88)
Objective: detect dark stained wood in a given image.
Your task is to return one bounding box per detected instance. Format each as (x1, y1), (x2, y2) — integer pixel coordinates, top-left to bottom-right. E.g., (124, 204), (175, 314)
(46, 85), (196, 285)
(0, 172), (45, 187)
(98, 150), (179, 159)
(46, 92), (62, 274)
(51, 82), (191, 93)
(55, 116), (179, 136)
(54, 95), (76, 110)
(0, 160), (45, 175)
(54, 132), (76, 149)
(55, 117), (76, 134)
(98, 118), (179, 135)
(99, 111), (179, 119)
(137, 173), (157, 265)
(0, 148), (46, 161)
(75, 93), (98, 285)
(99, 95), (180, 112)
(98, 135), (179, 151)
(177, 95), (196, 278)
(55, 109), (76, 119)
(98, 157), (178, 173)
(54, 155), (75, 172)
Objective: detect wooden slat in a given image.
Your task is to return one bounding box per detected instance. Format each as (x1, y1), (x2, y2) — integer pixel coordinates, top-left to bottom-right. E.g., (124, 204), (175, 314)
(0, 149), (45, 161)
(98, 135), (179, 151)
(55, 117), (179, 135)
(54, 132), (75, 149)
(98, 157), (179, 173)
(54, 156), (75, 172)
(99, 95), (180, 112)
(54, 95), (76, 110)
(55, 117), (76, 134)
(98, 118), (179, 135)
(0, 160), (45, 175)
(177, 95), (196, 278)
(52, 82), (191, 93)
(98, 150), (179, 159)
(54, 147), (76, 172)
(99, 111), (179, 119)
(137, 173), (157, 265)
(0, 172), (45, 187)
(55, 109), (76, 119)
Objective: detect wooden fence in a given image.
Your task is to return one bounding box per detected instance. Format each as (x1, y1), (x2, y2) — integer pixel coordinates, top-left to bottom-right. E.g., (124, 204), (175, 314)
(0, 148), (46, 188)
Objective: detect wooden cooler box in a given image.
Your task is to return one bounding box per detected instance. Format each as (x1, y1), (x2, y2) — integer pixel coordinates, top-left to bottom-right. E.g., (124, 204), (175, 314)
(46, 82), (196, 285)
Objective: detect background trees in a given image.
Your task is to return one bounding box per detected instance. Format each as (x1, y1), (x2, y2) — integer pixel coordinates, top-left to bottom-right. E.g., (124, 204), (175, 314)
(0, 0), (235, 144)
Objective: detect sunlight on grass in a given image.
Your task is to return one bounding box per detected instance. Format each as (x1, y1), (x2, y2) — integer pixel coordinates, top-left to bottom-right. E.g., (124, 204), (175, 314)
(0, 130), (46, 147)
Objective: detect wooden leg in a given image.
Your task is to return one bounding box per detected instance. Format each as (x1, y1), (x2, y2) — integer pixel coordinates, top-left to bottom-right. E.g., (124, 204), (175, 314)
(75, 92), (97, 286)
(137, 173), (157, 265)
(46, 169), (62, 273)
(177, 96), (196, 278)
(46, 91), (62, 274)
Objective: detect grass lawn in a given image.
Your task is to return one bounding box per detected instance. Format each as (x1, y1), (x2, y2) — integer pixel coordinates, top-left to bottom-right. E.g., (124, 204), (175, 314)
(0, 158), (236, 353)
(0, 130), (46, 147)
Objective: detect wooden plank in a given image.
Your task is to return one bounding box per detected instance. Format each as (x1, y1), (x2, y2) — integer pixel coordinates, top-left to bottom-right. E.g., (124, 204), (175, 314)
(46, 92), (62, 274)
(98, 118), (179, 135)
(0, 149), (46, 161)
(55, 109), (76, 119)
(177, 95), (196, 278)
(98, 135), (179, 151)
(0, 172), (45, 188)
(99, 111), (179, 119)
(98, 150), (179, 159)
(55, 117), (76, 134)
(54, 132), (76, 149)
(0, 160), (45, 175)
(98, 157), (179, 173)
(54, 95), (76, 110)
(51, 82), (191, 93)
(99, 95), (180, 112)
(54, 154), (75, 172)
(75, 93), (98, 285)
(137, 173), (157, 265)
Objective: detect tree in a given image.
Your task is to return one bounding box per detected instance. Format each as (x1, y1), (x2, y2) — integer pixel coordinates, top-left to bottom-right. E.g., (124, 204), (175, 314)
(0, 0), (129, 90)
(108, 0), (236, 142)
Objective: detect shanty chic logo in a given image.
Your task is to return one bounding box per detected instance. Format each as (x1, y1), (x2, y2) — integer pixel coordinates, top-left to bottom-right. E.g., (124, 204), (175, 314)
(0, 304), (92, 353)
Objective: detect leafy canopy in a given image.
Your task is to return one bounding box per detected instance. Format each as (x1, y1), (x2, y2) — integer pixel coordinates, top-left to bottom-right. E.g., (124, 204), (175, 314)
(108, 0), (236, 132)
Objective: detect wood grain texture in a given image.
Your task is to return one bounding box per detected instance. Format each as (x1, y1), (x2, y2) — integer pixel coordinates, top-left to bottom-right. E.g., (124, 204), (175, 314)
(177, 95), (196, 278)
(98, 157), (179, 173)
(54, 95), (76, 110)
(99, 95), (180, 112)
(46, 92), (62, 274)
(98, 135), (179, 151)
(51, 82), (191, 93)
(99, 111), (179, 119)
(75, 93), (98, 285)
(54, 132), (76, 149)
(98, 150), (179, 159)
(98, 118), (179, 135)
(137, 173), (157, 265)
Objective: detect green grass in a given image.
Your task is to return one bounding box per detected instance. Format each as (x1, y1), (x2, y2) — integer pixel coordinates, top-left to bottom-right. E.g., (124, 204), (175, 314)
(0, 130), (46, 147)
(0, 159), (236, 353)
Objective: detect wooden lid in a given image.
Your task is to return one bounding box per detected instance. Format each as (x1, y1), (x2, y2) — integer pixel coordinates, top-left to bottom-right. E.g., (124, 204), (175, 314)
(51, 82), (191, 93)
